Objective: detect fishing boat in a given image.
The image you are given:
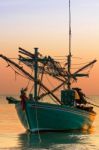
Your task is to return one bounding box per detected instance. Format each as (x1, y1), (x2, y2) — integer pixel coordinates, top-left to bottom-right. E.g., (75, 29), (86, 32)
(0, 0), (97, 132)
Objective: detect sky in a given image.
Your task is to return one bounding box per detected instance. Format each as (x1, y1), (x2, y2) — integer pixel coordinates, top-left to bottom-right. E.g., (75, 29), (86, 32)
(0, 0), (99, 95)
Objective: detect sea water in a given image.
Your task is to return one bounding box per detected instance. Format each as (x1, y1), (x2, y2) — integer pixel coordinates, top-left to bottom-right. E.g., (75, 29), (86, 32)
(0, 95), (99, 150)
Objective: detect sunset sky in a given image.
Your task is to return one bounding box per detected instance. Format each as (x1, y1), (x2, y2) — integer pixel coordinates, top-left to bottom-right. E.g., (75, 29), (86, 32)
(0, 0), (99, 95)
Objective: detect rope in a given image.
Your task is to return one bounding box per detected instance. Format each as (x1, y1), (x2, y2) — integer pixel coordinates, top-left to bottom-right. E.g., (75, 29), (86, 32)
(34, 99), (42, 143)
(38, 63), (46, 96)
(87, 101), (99, 108)
(7, 62), (31, 80)
(45, 74), (55, 89)
(25, 69), (33, 89)
(87, 64), (94, 74)
(86, 97), (99, 108)
(29, 85), (34, 94)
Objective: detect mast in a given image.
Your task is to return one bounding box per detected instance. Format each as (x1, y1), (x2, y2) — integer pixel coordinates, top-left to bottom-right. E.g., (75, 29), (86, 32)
(67, 0), (72, 89)
(34, 48), (38, 101)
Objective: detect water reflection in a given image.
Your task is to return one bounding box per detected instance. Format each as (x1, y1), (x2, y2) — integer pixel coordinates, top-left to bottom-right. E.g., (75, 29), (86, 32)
(18, 129), (94, 149)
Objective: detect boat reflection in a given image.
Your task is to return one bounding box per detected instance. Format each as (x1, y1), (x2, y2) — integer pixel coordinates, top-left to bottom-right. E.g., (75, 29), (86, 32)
(18, 128), (94, 149)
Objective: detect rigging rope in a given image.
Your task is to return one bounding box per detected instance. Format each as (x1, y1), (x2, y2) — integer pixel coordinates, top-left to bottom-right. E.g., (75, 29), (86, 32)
(72, 61), (94, 65)
(45, 74), (56, 89)
(87, 64), (94, 74)
(25, 67), (34, 89)
(34, 99), (42, 143)
(7, 62), (33, 81)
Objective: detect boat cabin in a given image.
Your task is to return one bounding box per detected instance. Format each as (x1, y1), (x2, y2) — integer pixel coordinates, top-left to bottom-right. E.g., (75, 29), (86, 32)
(61, 89), (93, 112)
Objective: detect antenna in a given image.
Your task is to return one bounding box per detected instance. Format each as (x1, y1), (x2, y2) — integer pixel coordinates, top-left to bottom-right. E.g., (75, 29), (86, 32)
(69, 0), (71, 55)
(67, 0), (72, 89)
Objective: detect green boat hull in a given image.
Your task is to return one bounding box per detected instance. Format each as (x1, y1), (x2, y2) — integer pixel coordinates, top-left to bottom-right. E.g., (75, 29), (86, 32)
(15, 101), (96, 132)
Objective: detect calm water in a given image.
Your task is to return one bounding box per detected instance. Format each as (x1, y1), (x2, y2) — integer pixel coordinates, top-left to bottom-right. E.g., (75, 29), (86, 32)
(0, 96), (99, 150)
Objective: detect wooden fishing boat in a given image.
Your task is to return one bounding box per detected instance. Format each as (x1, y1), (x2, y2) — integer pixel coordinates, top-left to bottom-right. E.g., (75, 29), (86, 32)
(0, 0), (97, 132)
(6, 96), (96, 132)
